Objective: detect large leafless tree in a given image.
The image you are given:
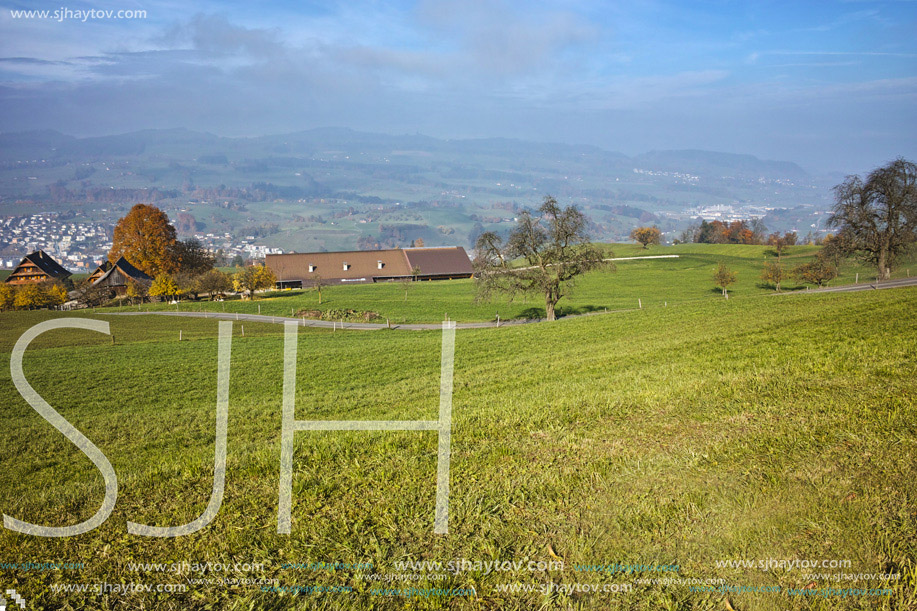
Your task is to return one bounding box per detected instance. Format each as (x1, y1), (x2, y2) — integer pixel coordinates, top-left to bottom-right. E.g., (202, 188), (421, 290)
(473, 196), (610, 321)
(829, 158), (917, 280)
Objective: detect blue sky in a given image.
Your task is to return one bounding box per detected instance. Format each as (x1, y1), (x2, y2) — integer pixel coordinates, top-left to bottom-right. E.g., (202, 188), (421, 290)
(1, 0), (915, 172)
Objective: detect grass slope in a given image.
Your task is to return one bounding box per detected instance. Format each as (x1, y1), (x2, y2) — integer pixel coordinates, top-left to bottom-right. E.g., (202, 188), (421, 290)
(0, 286), (915, 610)
(94, 243), (917, 324)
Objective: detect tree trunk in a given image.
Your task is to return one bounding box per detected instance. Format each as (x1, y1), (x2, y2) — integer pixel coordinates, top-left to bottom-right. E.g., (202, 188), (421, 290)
(545, 295), (556, 321)
(877, 248), (888, 281)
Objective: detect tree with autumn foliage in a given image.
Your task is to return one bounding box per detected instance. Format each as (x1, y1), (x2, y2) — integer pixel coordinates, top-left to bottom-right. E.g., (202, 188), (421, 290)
(233, 265), (276, 299)
(47, 282), (69, 306)
(792, 256), (837, 287)
(125, 278), (148, 305)
(149, 273), (179, 300)
(713, 262), (737, 297)
(0, 283), (14, 311)
(761, 260), (786, 292)
(110, 204), (178, 277)
(630, 226), (661, 249)
(766, 232), (797, 261)
(12, 283), (48, 309)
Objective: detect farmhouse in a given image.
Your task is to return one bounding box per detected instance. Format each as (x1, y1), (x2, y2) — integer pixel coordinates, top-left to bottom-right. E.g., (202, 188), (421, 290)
(88, 256), (154, 296)
(266, 247), (474, 288)
(4, 250), (72, 285)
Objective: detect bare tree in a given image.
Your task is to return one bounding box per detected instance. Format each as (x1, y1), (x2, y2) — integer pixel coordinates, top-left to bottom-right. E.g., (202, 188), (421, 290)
(820, 230), (857, 268)
(828, 158), (917, 280)
(310, 273), (326, 304)
(474, 196), (610, 321)
(399, 266), (421, 301)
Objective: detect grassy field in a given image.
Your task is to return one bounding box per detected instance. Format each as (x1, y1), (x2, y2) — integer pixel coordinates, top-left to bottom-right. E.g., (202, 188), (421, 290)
(0, 274), (915, 609)
(92, 243), (917, 324)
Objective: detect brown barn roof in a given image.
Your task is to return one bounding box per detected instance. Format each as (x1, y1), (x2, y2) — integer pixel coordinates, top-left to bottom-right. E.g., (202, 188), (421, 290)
(267, 249), (412, 283)
(266, 247), (473, 284)
(404, 247), (473, 277)
(5, 250), (72, 283)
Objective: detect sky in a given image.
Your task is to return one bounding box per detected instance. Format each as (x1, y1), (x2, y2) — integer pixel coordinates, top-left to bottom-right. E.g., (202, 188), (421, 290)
(0, 0), (915, 173)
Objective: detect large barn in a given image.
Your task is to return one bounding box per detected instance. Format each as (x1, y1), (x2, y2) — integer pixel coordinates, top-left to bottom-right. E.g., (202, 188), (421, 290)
(87, 256), (154, 296)
(266, 247), (474, 288)
(5, 250), (72, 285)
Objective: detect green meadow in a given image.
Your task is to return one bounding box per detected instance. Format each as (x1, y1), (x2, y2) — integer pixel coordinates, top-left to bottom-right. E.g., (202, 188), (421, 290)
(0, 248), (915, 610)
(96, 243), (917, 324)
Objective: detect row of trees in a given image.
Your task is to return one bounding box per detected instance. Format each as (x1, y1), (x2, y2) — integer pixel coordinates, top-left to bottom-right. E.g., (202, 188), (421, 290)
(680, 219), (769, 245)
(714, 254), (839, 297)
(141, 266), (277, 302)
(633, 221), (800, 249)
(0, 281), (69, 311)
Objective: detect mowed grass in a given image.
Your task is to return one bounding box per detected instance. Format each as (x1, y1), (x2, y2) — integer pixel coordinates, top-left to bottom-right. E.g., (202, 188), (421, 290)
(96, 243), (917, 324)
(0, 286), (915, 610)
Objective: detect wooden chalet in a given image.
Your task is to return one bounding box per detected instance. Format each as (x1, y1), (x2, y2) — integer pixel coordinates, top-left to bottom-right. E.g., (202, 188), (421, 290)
(87, 260), (113, 284)
(5, 250), (72, 285)
(89, 256), (154, 296)
(266, 247), (474, 289)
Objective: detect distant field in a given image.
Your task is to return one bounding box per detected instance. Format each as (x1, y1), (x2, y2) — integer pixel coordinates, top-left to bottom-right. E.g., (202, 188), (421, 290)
(1, 284), (915, 609)
(97, 243), (917, 323)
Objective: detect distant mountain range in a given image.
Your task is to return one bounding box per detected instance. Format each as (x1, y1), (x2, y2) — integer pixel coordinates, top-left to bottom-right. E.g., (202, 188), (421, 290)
(0, 127), (812, 182)
(0, 127), (833, 252)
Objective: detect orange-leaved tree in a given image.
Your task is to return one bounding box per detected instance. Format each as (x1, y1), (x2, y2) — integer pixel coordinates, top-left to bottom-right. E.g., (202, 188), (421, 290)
(630, 226), (661, 249)
(110, 204), (178, 277)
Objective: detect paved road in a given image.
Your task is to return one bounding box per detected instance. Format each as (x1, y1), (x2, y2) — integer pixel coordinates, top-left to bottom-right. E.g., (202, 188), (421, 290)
(772, 276), (917, 295)
(102, 276), (917, 330)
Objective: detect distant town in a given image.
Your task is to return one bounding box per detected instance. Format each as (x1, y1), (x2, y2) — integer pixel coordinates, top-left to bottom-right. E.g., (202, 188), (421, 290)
(0, 212), (281, 271)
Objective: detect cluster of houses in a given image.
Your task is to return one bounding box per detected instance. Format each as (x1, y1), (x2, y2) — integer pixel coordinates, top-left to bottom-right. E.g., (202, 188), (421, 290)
(4, 250), (153, 298)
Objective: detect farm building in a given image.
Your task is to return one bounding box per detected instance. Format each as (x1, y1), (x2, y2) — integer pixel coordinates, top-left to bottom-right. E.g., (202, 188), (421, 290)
(4, 250), (72, 285)
(87, 256), (154, 296)
(266, 247), (474, 288)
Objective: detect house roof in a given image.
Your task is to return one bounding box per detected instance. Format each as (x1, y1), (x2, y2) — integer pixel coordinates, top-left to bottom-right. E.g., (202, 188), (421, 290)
(266, 249), (413, 282)
(88, 260), (113, 281)
(91, 256), (154, 286)
(5, 250), (71, 282)
(265, 247), (473, 282)
(404, 247), (473, 277)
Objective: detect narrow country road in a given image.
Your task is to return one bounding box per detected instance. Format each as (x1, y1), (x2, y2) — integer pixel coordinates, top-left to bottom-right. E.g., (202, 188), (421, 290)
(771, 275), (917, 295)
